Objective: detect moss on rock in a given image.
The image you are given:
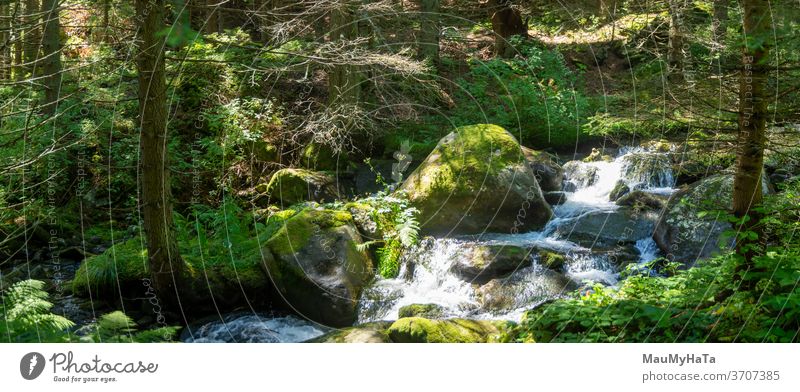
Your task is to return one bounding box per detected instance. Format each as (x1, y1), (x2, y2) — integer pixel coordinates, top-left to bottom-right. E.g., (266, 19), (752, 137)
(387, 317), (510, 343)
(539, 250), (566, 270)
(398, 124), (552, 235)
(259, 168), (339, 206)
(262, 208), (374, 327)
(398, 303), (445, 319)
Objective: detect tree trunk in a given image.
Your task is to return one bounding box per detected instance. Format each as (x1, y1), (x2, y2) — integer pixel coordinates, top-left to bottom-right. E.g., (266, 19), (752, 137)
(667, 0), (685, 83)
(40, 0), (62, 115)
(732, 0), (771, 267)
(328, 2), (361, 106)
(712, 0), (728, 49)
(204, 0), (219, 34)
(0, 2), (9, 80)
(490, 0), (527, 58)
(135, 0), (186, 314)
(417, 0), (439, 63)
(12, 1), (23, 80)
(24, 0), (40, 75)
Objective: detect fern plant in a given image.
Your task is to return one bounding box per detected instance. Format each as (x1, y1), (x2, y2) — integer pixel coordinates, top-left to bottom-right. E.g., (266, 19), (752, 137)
(352, 192), (420, 278)
(0, 280), (74, 342)
(79, 311), (180, 343)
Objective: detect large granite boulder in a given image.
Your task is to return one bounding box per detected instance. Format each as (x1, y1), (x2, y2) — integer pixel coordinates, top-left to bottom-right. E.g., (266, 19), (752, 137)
(398, 124), (552, 235)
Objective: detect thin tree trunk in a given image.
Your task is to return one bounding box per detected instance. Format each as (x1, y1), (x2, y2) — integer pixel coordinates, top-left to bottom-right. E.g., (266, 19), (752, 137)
(712, 0), (728, 49)
(490, 0), (527, 58)
(328, 2), (361, 106)
(732, 0), (771, 267)
(12, 1), (23, 80)
(417, 0), (439, 64)
(135, 0), (186, 314)
(24, 0), (40, 75)
(40, 0), (61, 115)
(204, 0), (219, 34)
(667, 0), (685, 83)
(0, 2), (9, 80)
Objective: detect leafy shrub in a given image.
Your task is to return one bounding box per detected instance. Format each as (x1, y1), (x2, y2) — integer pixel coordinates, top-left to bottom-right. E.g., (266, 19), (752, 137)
(451, 38), (591, 149)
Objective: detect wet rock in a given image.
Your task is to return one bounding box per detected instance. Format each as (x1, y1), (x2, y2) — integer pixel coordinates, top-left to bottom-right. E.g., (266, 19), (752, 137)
(476, 267), (577, 314)
(544, 191), (568, 205)
(554, 208), (658, 248)
(538, 250), (565, 270)
(609, 180), (630, 201)
(522, 147), (564, 192)
(398, 124), (552, 235)
(616, 190), (665, 211)
(263, 208), (374, 327)
(563, 161), (599, 189)
(449, 243), (534, 284)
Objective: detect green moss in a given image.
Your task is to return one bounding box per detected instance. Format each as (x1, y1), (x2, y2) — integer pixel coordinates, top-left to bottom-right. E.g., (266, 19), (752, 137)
(398, 303), (445, 319)
(539, 250), (566, 270)
(387, 317), (508, 343)
(266, 208), (353, 256)
(71, 238), (150, 296)
(261, 168), (334, 204)
(405, 124), (525, 200)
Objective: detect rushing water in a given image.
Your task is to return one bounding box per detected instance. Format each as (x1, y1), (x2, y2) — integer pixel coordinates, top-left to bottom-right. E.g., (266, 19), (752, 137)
(188, 147), (677, 341)
(183, 314), (327, 343)
(357, 147), (676, 323)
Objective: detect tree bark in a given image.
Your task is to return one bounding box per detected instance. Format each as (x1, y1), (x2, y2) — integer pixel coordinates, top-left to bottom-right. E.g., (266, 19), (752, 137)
(40, 0), (62, 115)
(23, 0), (40, 75)
(0, 1), (9, 80)
(328, 2), (361, 106)
(417, 0), (439, 63)
(490, 0), (526, 58)
(135, 0), (186, 314)
(732, 0), (771, 267)
(712, 0), (728, 49)
(12, 1), (23, 80)
(667, 0), (685, 83)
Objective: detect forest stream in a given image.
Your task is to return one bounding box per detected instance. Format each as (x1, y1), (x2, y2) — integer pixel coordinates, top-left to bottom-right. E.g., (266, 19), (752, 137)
(183, 146), (676, 342)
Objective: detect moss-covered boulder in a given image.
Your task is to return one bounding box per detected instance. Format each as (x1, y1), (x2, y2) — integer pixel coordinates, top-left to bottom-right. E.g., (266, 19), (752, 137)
(262, 208), (374, 327)
(308, 321), (392, 343)
(386, 317), (509, 343)
(259, 168), (339, 206)
(397, 124), (552, 235)
(653, 174), (768, 264)
(398, 303), (445, 319)
(522, 147), (563, 192)
(449, 244), (534, 284)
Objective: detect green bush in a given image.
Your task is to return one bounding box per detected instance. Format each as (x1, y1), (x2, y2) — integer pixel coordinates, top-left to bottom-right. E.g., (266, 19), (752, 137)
(451, 38), (592, 149)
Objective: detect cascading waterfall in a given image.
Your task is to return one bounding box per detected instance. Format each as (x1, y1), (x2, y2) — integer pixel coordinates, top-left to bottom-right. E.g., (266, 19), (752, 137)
(356, 146), (677, 324)
(187, 146), (678, 341)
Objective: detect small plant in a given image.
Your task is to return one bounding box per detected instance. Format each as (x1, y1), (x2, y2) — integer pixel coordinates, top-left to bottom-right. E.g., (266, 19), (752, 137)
(0, 280), (74, 342)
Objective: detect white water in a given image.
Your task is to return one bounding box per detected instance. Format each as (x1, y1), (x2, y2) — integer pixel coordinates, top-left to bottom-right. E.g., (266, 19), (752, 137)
(184, 314), (326, 343)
